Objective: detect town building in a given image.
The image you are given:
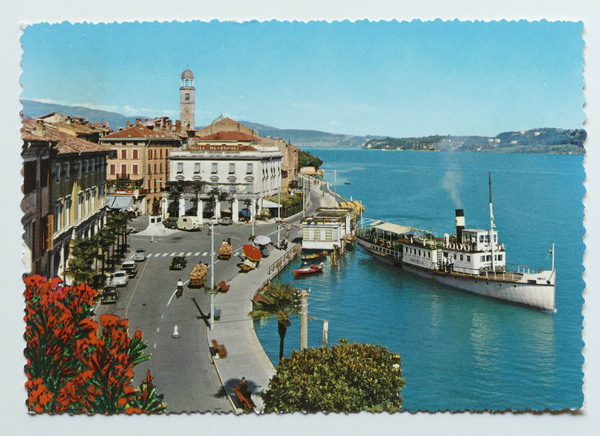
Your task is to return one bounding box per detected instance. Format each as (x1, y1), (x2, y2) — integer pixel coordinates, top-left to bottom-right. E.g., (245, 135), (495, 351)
(301, 202), (364, 252)
(168, 118), (283, 223)
(99, 120), (182, 215)
(21, 117), (112, 279)
(180, 69), (196, 130)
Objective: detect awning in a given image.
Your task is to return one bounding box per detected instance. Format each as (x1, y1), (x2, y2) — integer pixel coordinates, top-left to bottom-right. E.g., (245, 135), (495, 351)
(262, 200), (281, 208)
(372, 222), (421, 235)
(107, 195), (134, 210)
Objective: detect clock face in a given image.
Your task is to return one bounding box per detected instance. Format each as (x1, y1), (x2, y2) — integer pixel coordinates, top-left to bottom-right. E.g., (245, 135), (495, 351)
(184, 93), (190, 101)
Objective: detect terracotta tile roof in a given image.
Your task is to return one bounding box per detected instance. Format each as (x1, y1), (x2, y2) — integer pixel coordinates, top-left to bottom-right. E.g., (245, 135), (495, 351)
(21, 117), (111, 155)
(197, 131), (260, 141)
(102, 124), (179, 140)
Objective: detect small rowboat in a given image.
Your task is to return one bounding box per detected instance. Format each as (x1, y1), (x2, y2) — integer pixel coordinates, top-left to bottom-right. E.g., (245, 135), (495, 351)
(300, 250), (328, 261)
(294, 263), (324, 277)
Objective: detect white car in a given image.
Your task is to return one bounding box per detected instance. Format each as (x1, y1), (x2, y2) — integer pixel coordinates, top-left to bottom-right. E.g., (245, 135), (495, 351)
(133, 249), (147, 262)
(108, 270), (129, 287)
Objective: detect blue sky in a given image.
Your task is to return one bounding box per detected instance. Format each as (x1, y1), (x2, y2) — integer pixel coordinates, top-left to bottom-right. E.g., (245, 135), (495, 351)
(20, 20), (584, 137)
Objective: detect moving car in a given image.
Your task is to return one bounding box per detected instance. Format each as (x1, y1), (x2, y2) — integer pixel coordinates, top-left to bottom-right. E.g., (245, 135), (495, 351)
(177, 216), (202, 231)
(101, 286), (120, 304)
(108, 270), (129, 287)
(220, 217), (233, 226)
(121, 260), (138, 278)
(170, 256), (187, 270)
(133, 249), (147, 262)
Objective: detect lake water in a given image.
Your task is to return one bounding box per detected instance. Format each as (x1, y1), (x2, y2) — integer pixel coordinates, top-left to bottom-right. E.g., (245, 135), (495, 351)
(254, 149), (584, 412)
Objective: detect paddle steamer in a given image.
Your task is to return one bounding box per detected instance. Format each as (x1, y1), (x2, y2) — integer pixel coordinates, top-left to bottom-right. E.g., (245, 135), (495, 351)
(356, 176), (556, 312)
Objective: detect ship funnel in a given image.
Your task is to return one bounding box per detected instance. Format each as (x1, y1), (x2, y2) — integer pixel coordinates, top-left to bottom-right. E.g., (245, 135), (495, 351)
(455, 209), (465, 243)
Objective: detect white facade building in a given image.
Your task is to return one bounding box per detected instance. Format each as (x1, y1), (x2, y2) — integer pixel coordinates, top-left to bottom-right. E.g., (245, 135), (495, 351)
(168, 142), (282, 223)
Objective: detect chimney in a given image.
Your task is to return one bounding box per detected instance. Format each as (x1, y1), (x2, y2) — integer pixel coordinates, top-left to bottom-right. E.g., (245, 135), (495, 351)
(175, 120), (181, 132)
(126, 120), (131, 128)
(455, 209), (465, 244)
(35, 119), (45, 136)
(167, 119), (172, 131)
(136, 118), (141, 125)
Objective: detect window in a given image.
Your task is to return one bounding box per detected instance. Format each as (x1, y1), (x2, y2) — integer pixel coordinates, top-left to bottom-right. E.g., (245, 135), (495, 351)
(132, 149), (139, 159)
(160, 163), (163, 173)
(147, 164), (152, 174)
(481, 255), (486, 262)
(64, 198), (71, 227)
(54, 202), (62, 232)
(466, 255), (471, 262)
(149, 150), (153, 159)
(246, 163), (253, 174)
(110, 164), (116, 175)
(185, 92), (190, 101)
(65, 163), (70, 181)
(84, 161), (89, 175)
(229, 163), (236, 174)
(55, 163), (60, 182)
(77, 193), (83, 220)
(132, 164), (139, 175)
(78, 162), (82, 178)
(121, 164), (127, 176)
(121, 149), (127, 159)
(212, 163), (218, 174)
(177, 163), (184, 174)
(194, 163), (200, 174)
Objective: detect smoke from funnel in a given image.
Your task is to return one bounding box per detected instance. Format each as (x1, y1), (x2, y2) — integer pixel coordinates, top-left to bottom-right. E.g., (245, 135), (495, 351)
(441, 170), (463, 209)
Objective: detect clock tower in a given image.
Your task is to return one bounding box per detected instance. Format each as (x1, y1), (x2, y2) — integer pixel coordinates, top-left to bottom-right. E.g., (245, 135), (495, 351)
(180, 69), (195, 130)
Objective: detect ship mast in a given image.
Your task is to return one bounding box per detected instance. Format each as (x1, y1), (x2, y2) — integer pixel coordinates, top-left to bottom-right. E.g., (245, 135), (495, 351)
(489, 172), (495, 271)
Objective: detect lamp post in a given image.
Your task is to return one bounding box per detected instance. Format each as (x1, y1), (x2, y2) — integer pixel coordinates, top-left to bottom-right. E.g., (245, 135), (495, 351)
(277, 189), (282, 248)
(210, 216), (216, 329)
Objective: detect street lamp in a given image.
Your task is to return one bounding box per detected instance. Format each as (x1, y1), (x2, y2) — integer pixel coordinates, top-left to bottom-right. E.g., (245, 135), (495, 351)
(210, 216), (217, 329)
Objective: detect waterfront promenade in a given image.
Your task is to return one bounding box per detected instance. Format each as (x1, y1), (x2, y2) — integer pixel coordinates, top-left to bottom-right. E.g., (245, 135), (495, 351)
(207, 175), (337, 412)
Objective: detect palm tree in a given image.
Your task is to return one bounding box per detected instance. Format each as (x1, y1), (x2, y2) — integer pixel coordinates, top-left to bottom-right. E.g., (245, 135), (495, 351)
(65, 238), (97, 284)
(249, 282), (300, 362)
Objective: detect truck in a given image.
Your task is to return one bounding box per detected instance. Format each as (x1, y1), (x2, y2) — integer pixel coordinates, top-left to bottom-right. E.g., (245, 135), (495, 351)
(189, 263), (208, 287)
(218, 241), (233, 260)
(177, 216), (203, 231)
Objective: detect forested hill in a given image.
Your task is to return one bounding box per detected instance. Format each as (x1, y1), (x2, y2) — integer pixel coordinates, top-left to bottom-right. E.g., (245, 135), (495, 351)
(364, 128), (586, 154)
(239, 121), (381, 148)
(21, 99), (144, 130)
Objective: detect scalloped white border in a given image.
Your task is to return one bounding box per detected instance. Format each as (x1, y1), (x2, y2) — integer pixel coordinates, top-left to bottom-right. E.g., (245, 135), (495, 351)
(2, 1), (599, 435)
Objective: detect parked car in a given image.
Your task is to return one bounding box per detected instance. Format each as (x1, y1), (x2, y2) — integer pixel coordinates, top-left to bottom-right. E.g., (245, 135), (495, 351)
(108, 270), (129, 287)
(163, 217), (178, 229)
(126, 226), (140, 234)
(170, 256), (187, 270)
(101, 286), (120, 304)
(133, 249), (147, 262)
(121, 260), (138, 278)
(220, 216), (233, 226)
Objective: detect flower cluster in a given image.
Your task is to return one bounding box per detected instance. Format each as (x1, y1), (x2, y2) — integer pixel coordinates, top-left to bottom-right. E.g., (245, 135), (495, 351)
(23, 275), (166, 414)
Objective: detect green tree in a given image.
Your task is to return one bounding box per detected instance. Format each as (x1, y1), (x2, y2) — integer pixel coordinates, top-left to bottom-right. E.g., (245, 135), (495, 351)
(297, 149), (323, 170)
(248, 283), (300, 362)
(65, 238), (97, 284)
(262, 340), (405, 413)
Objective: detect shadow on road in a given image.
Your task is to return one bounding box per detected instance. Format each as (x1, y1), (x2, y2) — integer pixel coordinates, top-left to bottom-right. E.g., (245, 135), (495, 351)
(190, 297), (210, 327)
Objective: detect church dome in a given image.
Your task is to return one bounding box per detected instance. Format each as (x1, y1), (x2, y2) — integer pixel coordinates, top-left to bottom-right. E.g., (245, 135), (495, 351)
(181, 69), (194, 80)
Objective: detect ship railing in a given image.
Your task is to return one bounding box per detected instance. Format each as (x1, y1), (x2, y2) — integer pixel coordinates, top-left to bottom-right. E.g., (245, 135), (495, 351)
(505, 263), (543, 275)
(445, 265), (522, 282)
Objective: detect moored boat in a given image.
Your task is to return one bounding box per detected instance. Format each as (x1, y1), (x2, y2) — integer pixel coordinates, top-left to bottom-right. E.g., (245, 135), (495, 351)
(301, 250), (328, 262)
(294, 262), (324, 277)
(356, 175), (556, 312)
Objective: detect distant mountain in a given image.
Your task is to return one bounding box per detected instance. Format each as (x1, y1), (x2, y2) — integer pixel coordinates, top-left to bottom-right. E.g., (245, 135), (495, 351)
(364, 128), (586, 155)
(239, 121), (382, 148)
(21, 99), (147, 131)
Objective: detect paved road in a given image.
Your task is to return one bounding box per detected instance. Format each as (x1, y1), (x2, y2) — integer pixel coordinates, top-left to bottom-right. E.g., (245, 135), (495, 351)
(93, 180), (327, 412)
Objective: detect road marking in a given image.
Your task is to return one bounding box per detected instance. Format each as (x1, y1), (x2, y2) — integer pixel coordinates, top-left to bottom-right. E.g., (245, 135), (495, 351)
(156, 327), (160, 333)
(186, 252), (192, 256)
(166, 289), (178, 307)
(162, 253), (168, 257)
(202, 251), (208, 256)
(170, 252), (177, 257)
(153, 343), (157, 349)
(161, 314), (165, 319)
(194, 252), (200, 256)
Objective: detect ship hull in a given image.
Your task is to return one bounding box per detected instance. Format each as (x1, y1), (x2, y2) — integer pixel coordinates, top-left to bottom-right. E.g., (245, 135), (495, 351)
(357, 238), (555, 312)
